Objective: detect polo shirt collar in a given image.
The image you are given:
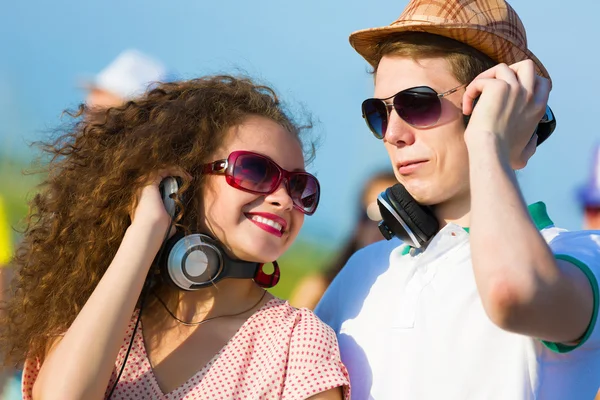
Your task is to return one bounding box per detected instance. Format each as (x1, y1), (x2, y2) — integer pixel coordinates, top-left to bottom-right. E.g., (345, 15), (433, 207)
(399, 201), (554, 256)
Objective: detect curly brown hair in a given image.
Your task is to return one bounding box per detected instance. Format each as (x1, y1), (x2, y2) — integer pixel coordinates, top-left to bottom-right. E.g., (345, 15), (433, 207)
(0, 75), (311, 366)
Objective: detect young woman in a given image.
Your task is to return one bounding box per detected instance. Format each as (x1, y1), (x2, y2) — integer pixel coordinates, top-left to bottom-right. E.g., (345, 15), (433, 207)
(0, 75), (349, 399)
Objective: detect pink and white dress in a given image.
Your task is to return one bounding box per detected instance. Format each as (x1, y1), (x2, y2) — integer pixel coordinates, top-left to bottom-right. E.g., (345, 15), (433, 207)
(22, 298), (350, 399)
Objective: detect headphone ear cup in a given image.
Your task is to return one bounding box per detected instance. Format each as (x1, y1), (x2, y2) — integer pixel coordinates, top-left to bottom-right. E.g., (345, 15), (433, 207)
(388, 184), (438, 240)
(159, 232), (222, 291)
(378, 184), (439, 247)
(535, 106), (556, 146)
(159, 177), (181, 219)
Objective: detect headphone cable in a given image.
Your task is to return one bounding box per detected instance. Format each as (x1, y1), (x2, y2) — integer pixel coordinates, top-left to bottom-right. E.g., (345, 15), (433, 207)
(107, 217), (173, 398)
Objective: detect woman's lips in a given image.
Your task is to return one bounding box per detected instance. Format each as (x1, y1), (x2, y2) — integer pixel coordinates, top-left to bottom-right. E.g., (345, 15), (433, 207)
(245, 213), (287, 238)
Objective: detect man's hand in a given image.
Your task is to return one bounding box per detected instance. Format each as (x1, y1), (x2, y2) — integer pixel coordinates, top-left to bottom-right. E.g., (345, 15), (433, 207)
(462, 60), (551, 169)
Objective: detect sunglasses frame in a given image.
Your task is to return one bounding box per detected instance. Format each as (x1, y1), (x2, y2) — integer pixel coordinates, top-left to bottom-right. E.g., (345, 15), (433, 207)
(202, 150), (320, 215)
(362, 83), (467, 139)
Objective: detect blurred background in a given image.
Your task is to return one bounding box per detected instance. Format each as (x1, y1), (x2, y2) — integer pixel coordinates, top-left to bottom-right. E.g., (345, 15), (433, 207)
(2, 0), (600, 397)
(0, 0), (599, 305)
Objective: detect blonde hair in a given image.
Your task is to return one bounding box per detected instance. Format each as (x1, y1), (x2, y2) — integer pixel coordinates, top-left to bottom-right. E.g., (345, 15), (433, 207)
(373, 32), (497, 84)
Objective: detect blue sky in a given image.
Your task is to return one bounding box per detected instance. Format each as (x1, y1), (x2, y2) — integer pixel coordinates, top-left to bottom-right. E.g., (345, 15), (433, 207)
(0, 0), (598, 245)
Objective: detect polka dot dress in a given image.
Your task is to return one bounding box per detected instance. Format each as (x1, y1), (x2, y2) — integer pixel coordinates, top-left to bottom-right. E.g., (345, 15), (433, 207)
(22, 298), (350, 399)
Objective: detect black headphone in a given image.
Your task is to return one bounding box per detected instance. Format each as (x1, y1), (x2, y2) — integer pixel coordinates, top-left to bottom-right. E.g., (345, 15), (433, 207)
(377, 184), (439, 248)
(155, 177), (280, 291)
(378, 104), (557, 248)
(463, 101), (556, 146)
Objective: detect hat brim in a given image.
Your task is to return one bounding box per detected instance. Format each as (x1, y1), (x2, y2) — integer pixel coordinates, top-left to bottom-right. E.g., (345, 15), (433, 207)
(349, 21), (550, 81)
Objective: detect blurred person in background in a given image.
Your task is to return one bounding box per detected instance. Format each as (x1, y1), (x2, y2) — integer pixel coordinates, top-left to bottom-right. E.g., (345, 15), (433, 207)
(289, 170), (398, 309)
(580, 144), (600, 400)
(578, 144), (600, 230)
(0, 197), (12, 275)
(82, 49), (167, 110)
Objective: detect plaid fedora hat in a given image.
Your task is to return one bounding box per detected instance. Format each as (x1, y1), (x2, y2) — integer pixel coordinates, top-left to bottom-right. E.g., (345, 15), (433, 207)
(349, 0), (550, 80)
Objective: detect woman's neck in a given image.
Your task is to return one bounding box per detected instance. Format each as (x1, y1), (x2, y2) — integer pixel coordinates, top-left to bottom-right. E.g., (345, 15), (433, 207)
(144, 279), (270, 333)
(174, 279), (267, 323)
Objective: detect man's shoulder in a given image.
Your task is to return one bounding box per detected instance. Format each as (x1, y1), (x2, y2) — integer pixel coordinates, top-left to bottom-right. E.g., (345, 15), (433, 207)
(342, 238), (402, 275)
(325, 238), (402, 291)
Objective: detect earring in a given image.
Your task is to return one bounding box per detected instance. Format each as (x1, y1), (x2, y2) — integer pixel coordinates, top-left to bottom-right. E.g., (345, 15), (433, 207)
(254, 261), (281, 288)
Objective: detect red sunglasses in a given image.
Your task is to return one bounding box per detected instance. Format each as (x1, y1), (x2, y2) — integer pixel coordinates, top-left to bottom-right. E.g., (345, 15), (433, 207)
(202, 150), (320, 215)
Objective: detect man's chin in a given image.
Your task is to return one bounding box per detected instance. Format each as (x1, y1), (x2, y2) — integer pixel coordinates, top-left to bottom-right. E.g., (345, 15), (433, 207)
(402, 179), (457, 205)
(402, 185), (435, 205)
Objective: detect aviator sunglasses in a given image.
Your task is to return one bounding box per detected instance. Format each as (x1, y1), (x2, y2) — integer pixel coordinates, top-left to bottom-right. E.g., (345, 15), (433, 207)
(362, 84), (556, 145)
(361, 84), (466, 139)
(202, 150), (320, 215)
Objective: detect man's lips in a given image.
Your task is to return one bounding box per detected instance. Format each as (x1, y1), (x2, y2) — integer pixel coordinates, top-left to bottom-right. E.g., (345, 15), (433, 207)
(397, 159), (428, 174)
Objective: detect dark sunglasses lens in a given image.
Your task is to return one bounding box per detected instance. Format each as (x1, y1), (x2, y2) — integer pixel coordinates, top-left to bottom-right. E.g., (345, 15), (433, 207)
(289, 173), (320, 214)
(232, 154), (279, 193)
(394, 88), (441, 127)
(362, 99), (388, 139)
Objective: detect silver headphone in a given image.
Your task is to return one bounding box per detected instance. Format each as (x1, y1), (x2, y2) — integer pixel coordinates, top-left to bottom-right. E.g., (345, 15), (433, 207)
(157, 177), (278, 291)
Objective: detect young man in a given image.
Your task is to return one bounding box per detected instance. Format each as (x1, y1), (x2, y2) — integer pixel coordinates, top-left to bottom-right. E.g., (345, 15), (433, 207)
(315, 0), (600, 398)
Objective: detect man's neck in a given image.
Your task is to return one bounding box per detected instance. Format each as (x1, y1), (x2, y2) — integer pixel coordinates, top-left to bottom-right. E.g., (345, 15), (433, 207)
(432, 192), (472, 229)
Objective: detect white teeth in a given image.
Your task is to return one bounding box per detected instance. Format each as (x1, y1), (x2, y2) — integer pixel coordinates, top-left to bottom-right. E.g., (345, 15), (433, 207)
(252, 216), (283, 232)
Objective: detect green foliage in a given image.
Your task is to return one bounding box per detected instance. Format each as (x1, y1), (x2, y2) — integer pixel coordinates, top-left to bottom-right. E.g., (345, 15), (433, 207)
(0, 156), (42, 244)
(268, 239), (333, 300)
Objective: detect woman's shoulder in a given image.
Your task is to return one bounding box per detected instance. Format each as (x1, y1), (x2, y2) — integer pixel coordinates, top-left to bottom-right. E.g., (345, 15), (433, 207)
(257, 296), (323, 319)
(255, 298), (350, 399)
(253, 296), (337, 339)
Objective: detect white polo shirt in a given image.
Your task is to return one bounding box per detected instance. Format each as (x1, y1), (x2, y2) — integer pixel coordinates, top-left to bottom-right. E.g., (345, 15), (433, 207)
(315, 202), (600, 400)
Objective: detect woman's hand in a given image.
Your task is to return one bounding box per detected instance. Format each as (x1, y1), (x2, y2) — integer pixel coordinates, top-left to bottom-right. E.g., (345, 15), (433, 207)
(33, 168), (191, 400)
(130, 170), (190, 234)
